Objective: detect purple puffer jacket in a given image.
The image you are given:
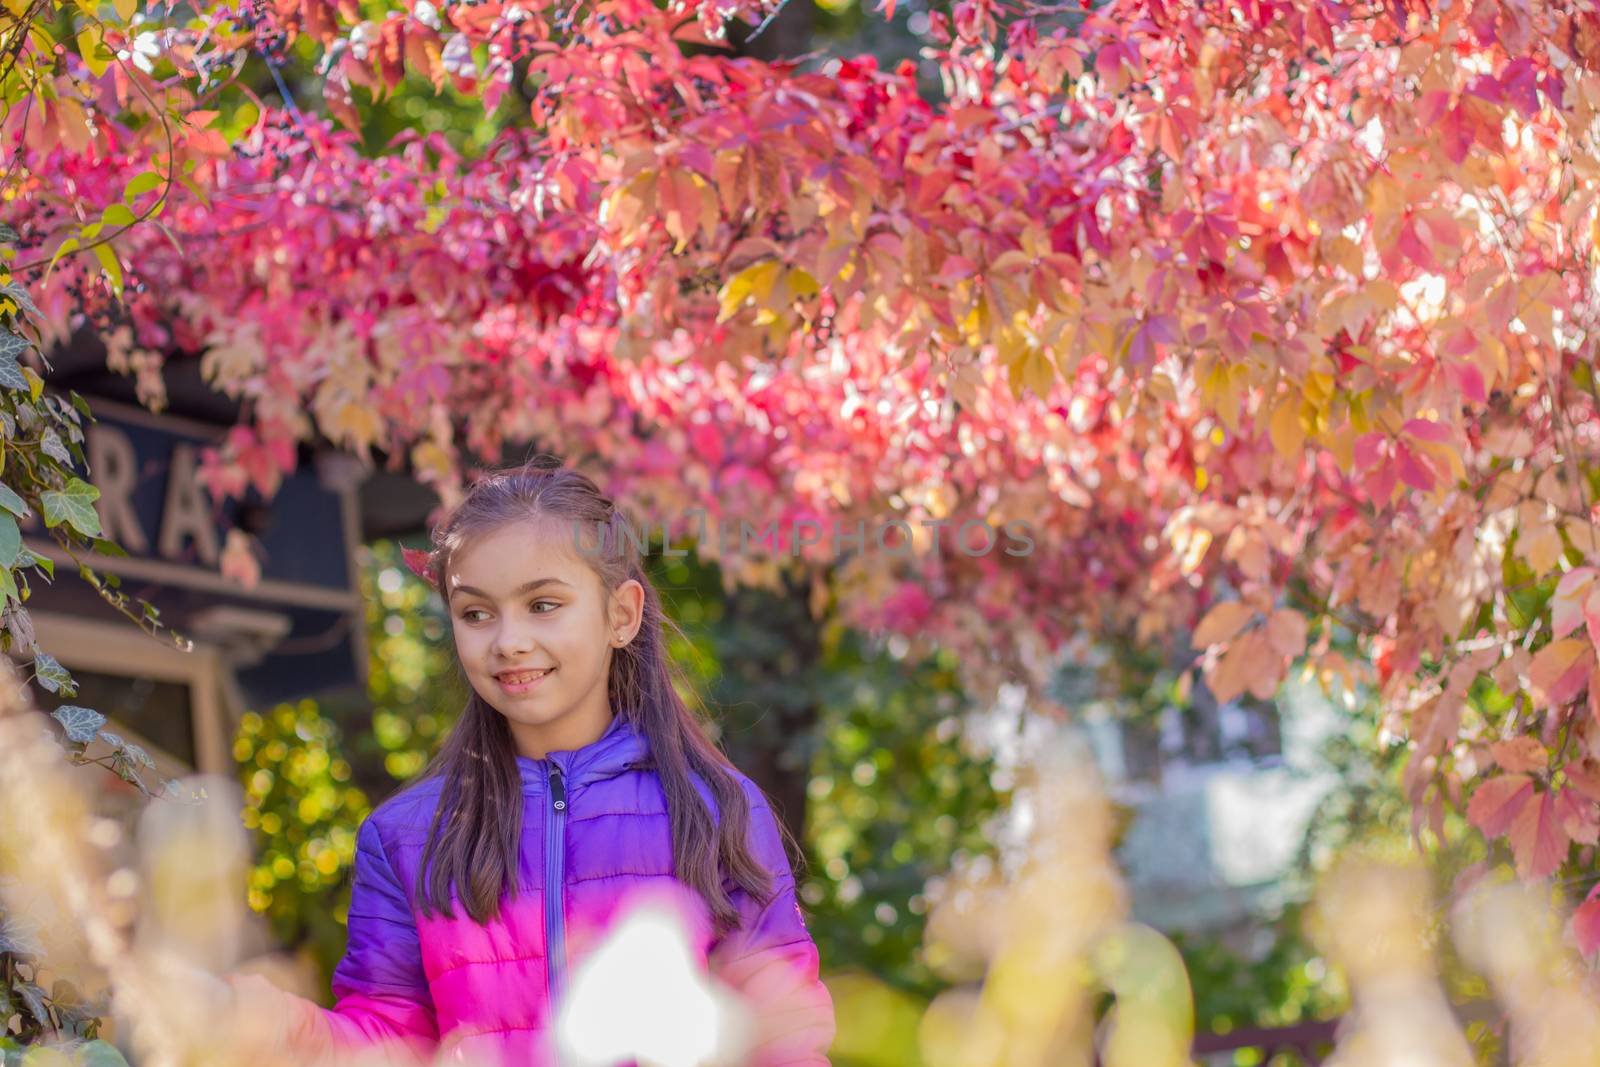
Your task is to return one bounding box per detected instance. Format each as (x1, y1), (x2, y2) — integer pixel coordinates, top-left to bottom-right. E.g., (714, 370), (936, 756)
(290, 712), (835, 1067)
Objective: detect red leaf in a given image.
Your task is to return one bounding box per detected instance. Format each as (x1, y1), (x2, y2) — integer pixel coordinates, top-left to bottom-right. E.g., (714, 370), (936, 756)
(1575, 884), (1600, 958)
(1509, 790), (1569, 880)
(401, 546), (435, 584)
(1467, 773), (1534, 838)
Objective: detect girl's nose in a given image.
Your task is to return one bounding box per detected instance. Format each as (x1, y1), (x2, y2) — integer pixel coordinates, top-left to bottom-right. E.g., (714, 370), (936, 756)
(491, 621), (537, 659)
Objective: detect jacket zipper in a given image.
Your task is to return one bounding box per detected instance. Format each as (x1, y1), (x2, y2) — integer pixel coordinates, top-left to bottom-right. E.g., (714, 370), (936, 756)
(545, 763), (569, 1015)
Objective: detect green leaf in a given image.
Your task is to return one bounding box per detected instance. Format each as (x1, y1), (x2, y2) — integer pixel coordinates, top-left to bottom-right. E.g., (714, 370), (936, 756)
(88, 538), (126, 558)
(100, 204), (135, 228)
(0, 224), (18, 244)
(77, 1041), (130, 1067)
(0, 485), (28, 520)
(12, 983), (47, 1027)
(19, 1045), (74, 1067)
(77, 26), (109, 78)
(0, 514), (20, 570)
(21, 550), (52, 579)
(177, 173), (211, 209)
(121, 741), (153, 769)
(46, 237), (79, 275)
(0, 282), (38, 318)
(0, 329), (30, 362)
(0, 912), (41, 956)
(41, 479), (101, 537)
(0, 351), (28, 392)
(122, 172), (162, 203)
(38, 429), (70, 465)
(49, 705), (101, 741)
(91, 245), (123, 299)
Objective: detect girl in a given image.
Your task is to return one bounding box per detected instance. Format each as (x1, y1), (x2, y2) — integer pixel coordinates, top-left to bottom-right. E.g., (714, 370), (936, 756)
(223, 458), (835, 1067)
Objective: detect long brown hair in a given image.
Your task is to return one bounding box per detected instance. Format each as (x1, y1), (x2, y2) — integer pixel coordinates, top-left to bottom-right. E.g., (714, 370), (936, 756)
(401, 456), (779, 938)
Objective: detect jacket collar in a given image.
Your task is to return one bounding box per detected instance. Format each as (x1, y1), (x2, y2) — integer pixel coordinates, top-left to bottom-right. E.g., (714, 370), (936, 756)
(515, 709), (651, 790)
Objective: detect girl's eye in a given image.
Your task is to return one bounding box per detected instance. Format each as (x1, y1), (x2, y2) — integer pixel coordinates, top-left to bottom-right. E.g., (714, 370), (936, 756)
(530, 600), (558, 614)
(461, 608), (489, 623)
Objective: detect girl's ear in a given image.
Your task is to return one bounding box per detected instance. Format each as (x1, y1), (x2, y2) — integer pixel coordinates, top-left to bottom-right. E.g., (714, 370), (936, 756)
(609, 578), (646, 647)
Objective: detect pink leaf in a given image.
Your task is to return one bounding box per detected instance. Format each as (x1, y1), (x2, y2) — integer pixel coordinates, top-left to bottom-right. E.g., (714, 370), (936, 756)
(1575, 885), (1600, 958)
(1490, 736), (1548, 774)
(1467, 773), (1533, 838)
(1509, 790), (1569, 880)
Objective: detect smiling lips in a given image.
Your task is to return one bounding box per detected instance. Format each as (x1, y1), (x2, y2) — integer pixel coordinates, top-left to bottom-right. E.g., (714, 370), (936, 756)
(496, 667), (554, 692)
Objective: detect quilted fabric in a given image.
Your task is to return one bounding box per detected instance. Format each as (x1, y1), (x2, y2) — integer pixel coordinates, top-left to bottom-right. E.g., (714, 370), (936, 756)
(298, 711), (835, 1067)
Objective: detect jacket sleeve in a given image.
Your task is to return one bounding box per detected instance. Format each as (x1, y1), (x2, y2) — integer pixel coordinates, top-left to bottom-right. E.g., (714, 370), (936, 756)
(707, 786), (835, 1067)
(272, 817), (440, 1066)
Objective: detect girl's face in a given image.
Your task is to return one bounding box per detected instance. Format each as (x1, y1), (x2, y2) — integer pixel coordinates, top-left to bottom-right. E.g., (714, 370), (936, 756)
(445, 518), (644, 759)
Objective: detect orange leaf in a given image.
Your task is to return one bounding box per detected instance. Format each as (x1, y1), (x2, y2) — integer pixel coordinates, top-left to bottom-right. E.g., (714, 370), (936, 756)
(1490, 736), (1549, 774)
(1207, 629), (1263, 705)
(1467, 773), (1533, 838)
(1264, 608), (1308, 661)
(1529, 637), (1594, 707)
(1509, 790), (1569, 880)
(1192, 600), (1255, 648)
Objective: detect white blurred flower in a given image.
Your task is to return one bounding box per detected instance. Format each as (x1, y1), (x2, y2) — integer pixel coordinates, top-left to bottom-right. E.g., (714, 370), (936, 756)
(557, 902), (752, 1067)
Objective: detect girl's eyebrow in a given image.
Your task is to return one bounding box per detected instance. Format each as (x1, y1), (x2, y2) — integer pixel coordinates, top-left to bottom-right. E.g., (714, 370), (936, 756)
(448, 577), (572, 601)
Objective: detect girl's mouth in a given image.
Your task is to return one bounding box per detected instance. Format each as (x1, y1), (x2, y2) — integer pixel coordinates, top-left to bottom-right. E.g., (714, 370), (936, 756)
(495, 667), (554, 694)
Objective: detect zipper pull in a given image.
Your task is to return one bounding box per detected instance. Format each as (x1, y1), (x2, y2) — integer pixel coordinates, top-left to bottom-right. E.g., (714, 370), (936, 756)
(549, 765), (566, 811)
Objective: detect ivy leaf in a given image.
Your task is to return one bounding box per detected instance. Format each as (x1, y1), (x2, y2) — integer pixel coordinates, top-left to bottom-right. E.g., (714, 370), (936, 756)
(40, 479), (101, 538)
(49, 704), (102, 741)
(0, 224), (17, 244)
(12, 982), (47, 1025)
(0, 912), (41, 957)
(0, 516), (17, 571)
(0, 485), (30, 520)
(0, 330), (30, 364)
(121, 741), (154, 769)
(77, 1041), (130, 1067)
(38, 430), (71, 466)
(34, 655), (74, 697)
(0, 283), (39, 319)
(0, 351), (27, 393)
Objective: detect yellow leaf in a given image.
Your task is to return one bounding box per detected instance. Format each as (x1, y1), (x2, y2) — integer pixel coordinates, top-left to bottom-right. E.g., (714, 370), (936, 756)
(717, 260), (781, 324)
(93, 242), (123, 298)
(113, 0), (137, 20)
(330, 399), (380, 452)
(1268, 395), (1305, 459)
(77, 25), (109, 78)
(1005, 346), (1055, 400)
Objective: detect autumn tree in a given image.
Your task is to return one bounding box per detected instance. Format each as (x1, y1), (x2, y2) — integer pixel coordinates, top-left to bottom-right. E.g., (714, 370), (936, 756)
(10, 0), (1600, 965)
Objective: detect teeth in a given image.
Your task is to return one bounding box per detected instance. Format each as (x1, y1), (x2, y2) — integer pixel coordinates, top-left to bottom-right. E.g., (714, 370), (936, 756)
(501, 669), (550, 683)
